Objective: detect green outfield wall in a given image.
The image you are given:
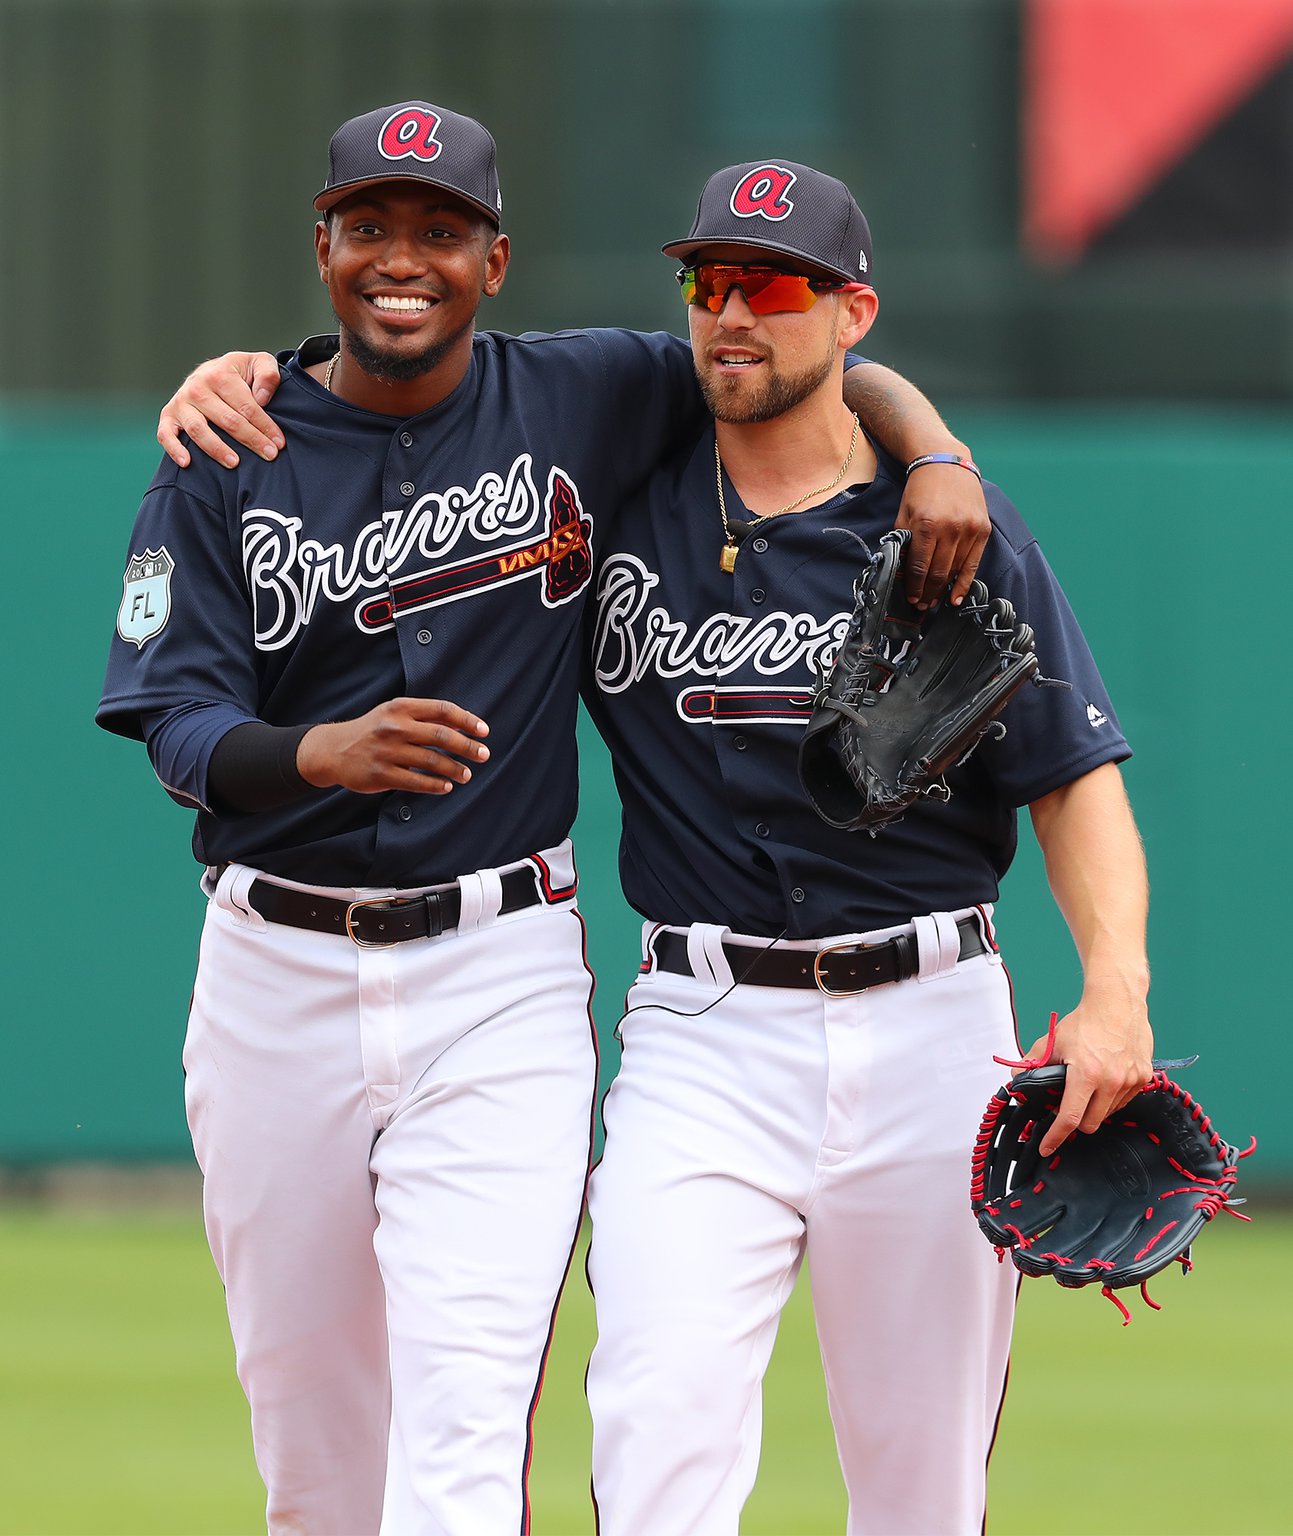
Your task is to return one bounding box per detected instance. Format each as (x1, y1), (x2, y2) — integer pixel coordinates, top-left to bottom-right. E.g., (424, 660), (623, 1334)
(0, 405), (1288, 1180)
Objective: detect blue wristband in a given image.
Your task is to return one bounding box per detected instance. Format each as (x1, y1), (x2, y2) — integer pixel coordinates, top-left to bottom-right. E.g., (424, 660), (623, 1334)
(905, 452), (982, 481)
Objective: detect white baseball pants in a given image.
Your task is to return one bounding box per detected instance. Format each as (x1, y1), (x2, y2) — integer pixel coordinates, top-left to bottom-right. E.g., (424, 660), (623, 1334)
(586, 909), (1019, 1536)
(183, 847), (597, 1536)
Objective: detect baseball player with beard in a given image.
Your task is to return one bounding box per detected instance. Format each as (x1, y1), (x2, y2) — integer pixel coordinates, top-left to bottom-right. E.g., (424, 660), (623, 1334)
(579, 163), (1153, 1534)
(110, 106), (991, 1534)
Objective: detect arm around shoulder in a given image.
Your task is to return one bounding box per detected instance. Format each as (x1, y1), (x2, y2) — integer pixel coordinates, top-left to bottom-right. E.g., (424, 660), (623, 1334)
(842, 361), (990, 608)
(157, 352), (286, 470)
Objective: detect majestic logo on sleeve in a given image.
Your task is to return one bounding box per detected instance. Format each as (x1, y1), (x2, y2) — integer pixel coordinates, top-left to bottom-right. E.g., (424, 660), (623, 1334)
(116, 547), (174, 649)
(592, 554), (845, 722)
(242, 455), (592, 650)
(378, 107), (442, 163)
(730, 166), (797, 222)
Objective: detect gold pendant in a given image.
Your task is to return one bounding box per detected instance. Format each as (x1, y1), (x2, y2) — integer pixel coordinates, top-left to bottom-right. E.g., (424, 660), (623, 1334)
(720, 542), (738, 574)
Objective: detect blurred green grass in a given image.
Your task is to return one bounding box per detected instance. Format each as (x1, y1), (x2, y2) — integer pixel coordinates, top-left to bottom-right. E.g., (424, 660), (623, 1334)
(0, 1202), (1286, 1535)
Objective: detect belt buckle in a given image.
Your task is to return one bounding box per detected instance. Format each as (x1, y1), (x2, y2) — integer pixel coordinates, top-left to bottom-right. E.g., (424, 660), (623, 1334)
(344, 897), (401, 949)
(812, 940), (874, 997)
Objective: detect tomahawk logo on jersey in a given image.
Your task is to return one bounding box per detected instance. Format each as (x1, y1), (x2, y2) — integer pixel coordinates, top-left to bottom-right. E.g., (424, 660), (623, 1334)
(242, 457), (593, 649)
(356, 469), (592, 632)
(592, 552), (844, 721)
(98, 326), (703, 886)
(582, 431), (1130, 938)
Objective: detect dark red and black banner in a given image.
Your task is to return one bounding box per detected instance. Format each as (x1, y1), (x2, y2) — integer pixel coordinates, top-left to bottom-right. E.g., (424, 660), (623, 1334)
(1023, 0), (1293, 262)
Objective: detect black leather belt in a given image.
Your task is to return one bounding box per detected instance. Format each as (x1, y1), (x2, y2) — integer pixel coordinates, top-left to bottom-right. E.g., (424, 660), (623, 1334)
(651, 915), (987, 996)
(246, 866), (543, 947)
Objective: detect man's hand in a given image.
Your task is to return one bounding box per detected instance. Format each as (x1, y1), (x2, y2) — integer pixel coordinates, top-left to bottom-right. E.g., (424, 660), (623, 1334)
(1025, 994), (1154, 1157)
(1027, 763), (1154, 1156)
(895, 462), (991, 609)
(297, 699), (490, 795)
(158, 352), (286, 469)
(839, 362), (990, 607)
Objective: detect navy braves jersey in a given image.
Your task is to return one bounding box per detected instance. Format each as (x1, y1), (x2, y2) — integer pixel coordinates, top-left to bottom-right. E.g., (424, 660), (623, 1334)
(98, 329), (701, 886)
(583, 431), (1130, 938)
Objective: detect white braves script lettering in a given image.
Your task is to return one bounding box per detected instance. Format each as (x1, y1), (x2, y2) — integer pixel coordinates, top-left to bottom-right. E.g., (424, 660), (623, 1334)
(242, 455), (542, 650)
(592, 554), (848, 691)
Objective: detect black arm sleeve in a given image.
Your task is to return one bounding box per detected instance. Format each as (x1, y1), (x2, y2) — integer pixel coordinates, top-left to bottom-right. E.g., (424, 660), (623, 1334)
(207, 721), (316, 813)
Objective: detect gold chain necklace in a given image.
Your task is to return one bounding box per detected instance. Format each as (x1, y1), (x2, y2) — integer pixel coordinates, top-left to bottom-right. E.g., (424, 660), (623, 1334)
(715, 411), (860, 574)
(324, 351), (340, 391)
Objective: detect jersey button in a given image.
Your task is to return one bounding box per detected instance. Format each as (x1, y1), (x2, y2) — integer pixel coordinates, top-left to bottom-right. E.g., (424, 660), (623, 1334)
(416, 628), (432, 645)
(790, 887), (806, 903)
(751, 536), (769, 554)
(398, 805), (413, 822)
(755, 822), (770, 838)
(400, 432), (414, 447)
(750, 587), (766, 604)
(400, 481), (416, 498)
(733, 735), (748, 751)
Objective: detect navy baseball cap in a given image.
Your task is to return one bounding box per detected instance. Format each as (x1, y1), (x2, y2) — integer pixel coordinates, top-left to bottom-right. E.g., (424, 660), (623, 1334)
(663, 161), (872, 286)
(315, 101), (502, 226)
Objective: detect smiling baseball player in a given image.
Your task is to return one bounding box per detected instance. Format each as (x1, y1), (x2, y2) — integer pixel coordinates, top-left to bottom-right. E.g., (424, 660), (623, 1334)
(103, 106), (996, 1535)
(98, 102), (709, 1535)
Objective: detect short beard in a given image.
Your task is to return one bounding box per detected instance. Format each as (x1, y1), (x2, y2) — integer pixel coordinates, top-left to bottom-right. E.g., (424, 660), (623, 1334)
(338, 314), (474, 384)
(695, 344), (837, 425)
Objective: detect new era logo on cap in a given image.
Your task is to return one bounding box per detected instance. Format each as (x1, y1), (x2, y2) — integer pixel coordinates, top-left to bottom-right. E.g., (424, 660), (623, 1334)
(315, 101), (502, 225)
(663, 159), (873, 287)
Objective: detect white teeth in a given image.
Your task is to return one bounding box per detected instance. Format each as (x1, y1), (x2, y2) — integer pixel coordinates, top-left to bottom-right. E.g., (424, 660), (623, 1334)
(371, 295), (432, 312)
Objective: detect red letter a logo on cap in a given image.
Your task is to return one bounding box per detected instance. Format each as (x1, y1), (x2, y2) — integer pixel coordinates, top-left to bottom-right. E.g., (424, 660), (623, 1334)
(730, 166), (796, 221)
(379, 107), (443, 164)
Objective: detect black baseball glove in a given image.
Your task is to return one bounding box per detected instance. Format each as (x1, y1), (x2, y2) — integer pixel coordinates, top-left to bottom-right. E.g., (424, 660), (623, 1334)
(799, 529), (1053, 833)
(970, 1064), (1254, 1320)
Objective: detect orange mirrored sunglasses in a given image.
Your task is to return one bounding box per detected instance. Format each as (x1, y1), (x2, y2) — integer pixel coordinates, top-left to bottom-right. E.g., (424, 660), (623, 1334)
(677, 263), (865, 314)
